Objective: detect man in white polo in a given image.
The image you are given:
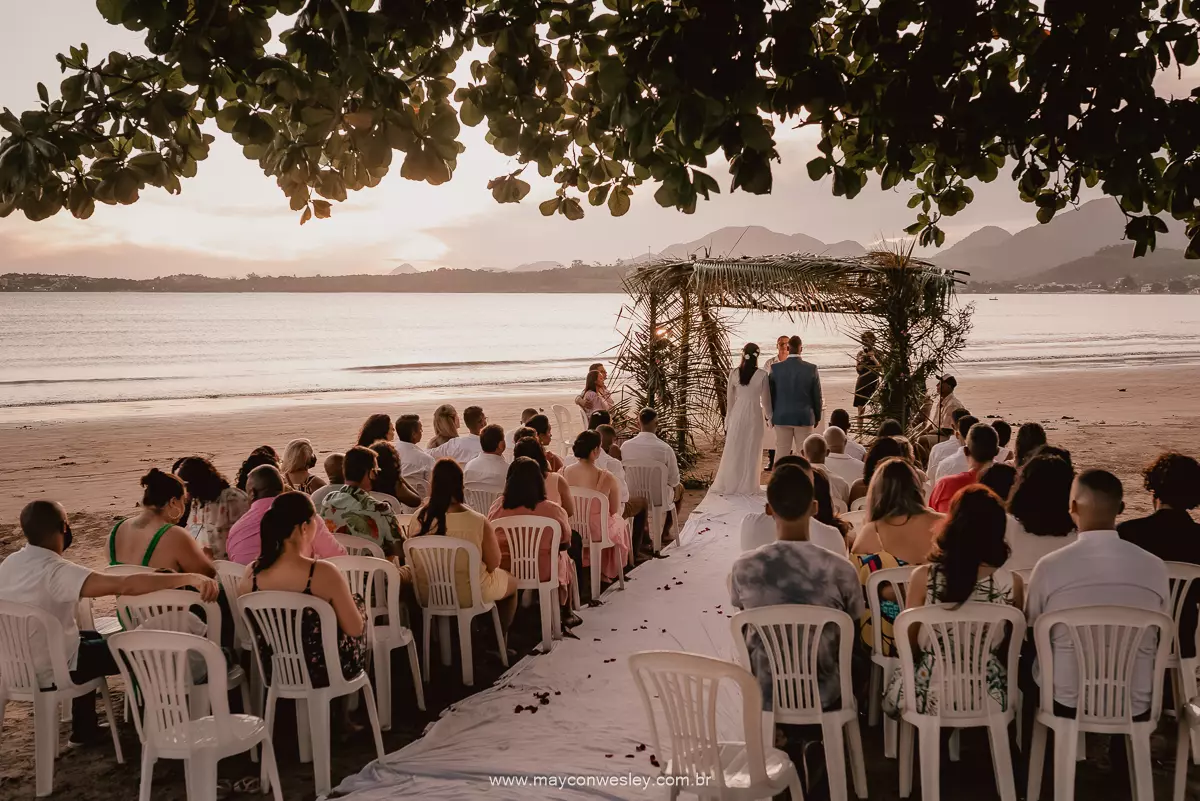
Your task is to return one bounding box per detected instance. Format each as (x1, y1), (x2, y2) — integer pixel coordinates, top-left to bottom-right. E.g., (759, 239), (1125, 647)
(620, 408), (682, 553)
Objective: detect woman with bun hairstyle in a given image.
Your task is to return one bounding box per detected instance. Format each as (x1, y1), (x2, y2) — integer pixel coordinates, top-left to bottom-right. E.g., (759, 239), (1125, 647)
(108, 467), (216, 576)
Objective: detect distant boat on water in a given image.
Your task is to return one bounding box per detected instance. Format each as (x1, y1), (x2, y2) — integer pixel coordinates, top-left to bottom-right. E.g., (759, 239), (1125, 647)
(989, 296), (999, 300)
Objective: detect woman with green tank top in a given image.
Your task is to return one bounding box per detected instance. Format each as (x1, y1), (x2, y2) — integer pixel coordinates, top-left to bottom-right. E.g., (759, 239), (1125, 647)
(108, 468), (215, 577)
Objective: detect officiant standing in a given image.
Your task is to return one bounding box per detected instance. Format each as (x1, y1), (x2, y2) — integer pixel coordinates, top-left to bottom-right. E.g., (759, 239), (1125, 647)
(769, 336), (823, 458)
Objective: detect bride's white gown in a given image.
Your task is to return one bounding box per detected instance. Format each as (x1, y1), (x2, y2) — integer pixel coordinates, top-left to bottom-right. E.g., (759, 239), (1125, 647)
(710, 367), (773, 495)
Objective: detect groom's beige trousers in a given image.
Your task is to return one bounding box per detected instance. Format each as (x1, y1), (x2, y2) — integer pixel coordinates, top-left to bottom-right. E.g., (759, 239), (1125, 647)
(774, 425), (814, 457)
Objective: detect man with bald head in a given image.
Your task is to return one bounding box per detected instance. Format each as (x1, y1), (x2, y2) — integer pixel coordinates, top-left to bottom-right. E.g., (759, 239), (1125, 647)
(803, 433), (850, 506)
(822, 426), (864, 488)
(1025, 470), (1169, 718)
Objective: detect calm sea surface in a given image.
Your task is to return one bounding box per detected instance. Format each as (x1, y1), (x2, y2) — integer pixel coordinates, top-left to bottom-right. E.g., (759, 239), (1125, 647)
(2, 292), (1199, 410)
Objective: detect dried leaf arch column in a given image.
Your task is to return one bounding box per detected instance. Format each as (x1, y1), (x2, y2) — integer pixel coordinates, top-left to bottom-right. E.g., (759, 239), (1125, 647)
(612, 247), (972, 466)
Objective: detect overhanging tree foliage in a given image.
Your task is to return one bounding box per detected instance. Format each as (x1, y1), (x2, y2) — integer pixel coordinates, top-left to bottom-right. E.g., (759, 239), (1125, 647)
(3, 1), (1200, 256)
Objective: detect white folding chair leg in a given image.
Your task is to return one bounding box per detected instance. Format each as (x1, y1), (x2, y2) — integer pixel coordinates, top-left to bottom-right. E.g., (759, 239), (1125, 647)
(1175, 715), (1192, 801)
(491, 606), (508, 668)
(538, 589), (555, 654)
(138, 748), (156, 801)
(406, 639), (426, 711)
(949, 728), (961, 761)
(1027, 721), (1048, 801)
(988, 720), (1018, 801)
(184, 750), (218, 801)
(421, 611), (432, 683)
(34, 694), (57, 797)
(1182, 662), (1200, 760)
(296, 698), (313, 763)
(260, 736), (284, 801)
(898, 721), (915, 798)
(307, 695), (332, 796)
(458, 615), (475, 686)
(1054, 724), (1079, 801)
(822, 717), (849, 801)
(374, 644), (393, 731)
(361, 681), (386, 760)
(98, 683), (124, 764)
(918, 725), (940, 801)
(590, 549), (602, 601)
(868, 664), (882, 726)
(1129, 732), (1154, 801)
(846, 716), (868, 798)
(884, 713), (899, 759)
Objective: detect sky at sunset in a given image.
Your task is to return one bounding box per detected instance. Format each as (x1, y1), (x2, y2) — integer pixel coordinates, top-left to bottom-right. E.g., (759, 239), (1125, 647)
(2, 3), (1194, 278)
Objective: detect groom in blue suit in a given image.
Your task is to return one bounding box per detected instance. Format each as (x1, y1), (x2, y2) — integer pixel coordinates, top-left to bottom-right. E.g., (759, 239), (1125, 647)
(769, 335), (823, 458)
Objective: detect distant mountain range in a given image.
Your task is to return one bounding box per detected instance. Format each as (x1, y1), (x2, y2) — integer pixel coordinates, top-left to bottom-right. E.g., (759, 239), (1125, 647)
(1023, 244), (1200, 285)
(388, 262), (418, 275)
(511, 260), (564, 273)
(633, 225), (866, 263)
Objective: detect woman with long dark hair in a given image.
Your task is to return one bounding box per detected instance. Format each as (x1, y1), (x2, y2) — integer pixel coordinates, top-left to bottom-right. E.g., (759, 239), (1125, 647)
(237, 492), (366, 688)
(356, 413), (394, 448)
(1013, 422), (1048, 467)
(710, 342), (773, 495)
(174, 456), (249, 561)
(411, 459), (519, 634)
(847, 435), (907, 506)
(885, 485), (1021, 715)
(1004, 453), (1077, 570)
(369, 441), (423, 508)
(512, 437), (575, 517)
(235, 446), (279, 492)
(575, 368), (613, 418)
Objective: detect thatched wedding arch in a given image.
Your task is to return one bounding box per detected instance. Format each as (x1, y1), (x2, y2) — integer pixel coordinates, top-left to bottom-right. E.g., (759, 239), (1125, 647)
(611, 247), (972, 464)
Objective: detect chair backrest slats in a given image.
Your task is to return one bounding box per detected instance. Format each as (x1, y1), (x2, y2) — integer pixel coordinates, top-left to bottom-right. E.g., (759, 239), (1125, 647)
(491, 515), (561, 587)
(464, 487), (502, 516)
(404, 536), (485, 611)
(334, 533), (386, 559)
(1166, 562), (1200, 660)
(568, 488), (610, 547)
(624, 462), (667, 508)
(866, 566), (915, 657)
(0, 601), (62, 693)
(240, 591), (343, 692)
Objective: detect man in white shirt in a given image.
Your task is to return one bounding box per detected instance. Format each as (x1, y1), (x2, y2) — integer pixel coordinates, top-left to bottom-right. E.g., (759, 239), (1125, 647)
(802, 433), (850, 505)
(430, 405), (486, 465)
(395, 415), (435, 485)
(821, 426), (864, 488)
(919, 375), (966, 460)
(0, 501), (219, 745)
(926, 407), (972, 473)
(463, 424), (509, 489)
(505, 407), (540, 461)
(621, 408), (683, 550)
(930, 414), (978, 486)
(1024, 470), (1170, 719)
(828, 409), (866, 461)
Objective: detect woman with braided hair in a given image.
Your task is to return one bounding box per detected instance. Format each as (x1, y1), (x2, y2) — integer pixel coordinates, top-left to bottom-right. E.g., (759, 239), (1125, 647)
(710, 342), (774, 496)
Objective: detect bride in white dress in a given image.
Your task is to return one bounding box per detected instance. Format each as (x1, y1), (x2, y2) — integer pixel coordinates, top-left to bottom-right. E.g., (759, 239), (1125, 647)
(710, 343), (774, 495)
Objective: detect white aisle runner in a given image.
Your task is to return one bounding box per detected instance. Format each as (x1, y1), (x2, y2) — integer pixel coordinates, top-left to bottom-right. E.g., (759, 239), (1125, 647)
(333, 492), (763, 800)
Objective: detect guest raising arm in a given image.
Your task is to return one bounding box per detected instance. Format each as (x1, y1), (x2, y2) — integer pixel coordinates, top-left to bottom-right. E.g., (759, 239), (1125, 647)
(175, 456), (250, 561)
(281, 438), (326, 494)
(109, 468), (215, 577)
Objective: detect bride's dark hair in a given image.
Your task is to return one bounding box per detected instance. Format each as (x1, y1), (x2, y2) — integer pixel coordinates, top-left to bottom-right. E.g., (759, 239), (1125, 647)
(737, 342), (760, 386)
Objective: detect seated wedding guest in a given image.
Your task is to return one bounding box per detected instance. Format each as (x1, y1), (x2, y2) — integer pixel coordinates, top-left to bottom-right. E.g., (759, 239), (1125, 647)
(506, 408), (540, 454)
(1025, 470), (1169, 719)
(803, 433), (850, 505)
(877, 418), (904, 439)
(431, 405), (486, 465)
(1119, 452), (1200, 658)
(464, 424), (509, 489)
(740, 455), (847, 556)
(356, 413), (394, 448)
(847, 436), (906, 506)
(1004, 454), (1078, 571)
(1036, 444), (1073, 468)
(235, 446), (279, 492)
(588, 410), (611, 429)
(886, 486), (1022, 715)
(411, 459), (519, 636)
(319, 446), (403, 557)
(575, 369), (613, 417)
(925, 407), (970, 473)
(1013, 421), (1048, 467)
(487, 456), (581, 626)
(311, 453), (345, 507)
(512, 437), (575, 517)
(929, 414), (979, 486)
(822, 426), (864, 490)
(620, 407), (684, 543)
(929, 422), (999, 513)
(829, 408), (866, 461)
(369, 441), (423, 508)
(513, 425), (536, 443)
(174, 456), (250, 561)
(238, 492), (369, 688)
(281, 438), (326, 494)
(597, 424), (649, 526)
(1, 500), (219, 746)
(978, 462), (1017, 502)
(730, 464), (864, 712)
(564, 430), (633, 583)
(109, 469), (216, 575)
(992, 420), (1013, 463)
(227, 465), (346, 565)
(427, 404), (460, 450)
(395, 415), (435, 486)
(526, 413), (565, 472)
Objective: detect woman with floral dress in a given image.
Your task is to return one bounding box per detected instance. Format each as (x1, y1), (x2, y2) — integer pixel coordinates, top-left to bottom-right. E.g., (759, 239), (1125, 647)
(884, 485), (1024, 716)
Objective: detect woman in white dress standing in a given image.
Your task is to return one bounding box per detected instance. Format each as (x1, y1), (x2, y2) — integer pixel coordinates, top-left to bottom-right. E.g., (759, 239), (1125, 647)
(711, 343), (774, 495)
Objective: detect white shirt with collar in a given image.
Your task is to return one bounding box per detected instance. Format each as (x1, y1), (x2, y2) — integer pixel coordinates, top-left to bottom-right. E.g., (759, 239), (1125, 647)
(620, 431), (680, 488)
(815, 465), (851, 504)
(739, 514), (847, 558)
(430, 433), (482, 466)
(396, 440), (435, 482)
(1025, 529), (1169, 714)
(927, 437), (961, 473)
(824, 452), (864, 487)
(463, 452), (509, 489)
(932, 449), (969, 485)
(0, 544), (94, 686)
(844, 437), (867, 461)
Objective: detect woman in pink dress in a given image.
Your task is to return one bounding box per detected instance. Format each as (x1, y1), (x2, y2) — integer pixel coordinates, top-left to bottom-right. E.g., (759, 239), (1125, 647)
(488, 457), (582, 629)
(563, 430), (631, 583)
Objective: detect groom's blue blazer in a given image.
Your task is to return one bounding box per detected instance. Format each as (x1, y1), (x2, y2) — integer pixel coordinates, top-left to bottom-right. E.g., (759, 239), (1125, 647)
(770, 357), (823, 427)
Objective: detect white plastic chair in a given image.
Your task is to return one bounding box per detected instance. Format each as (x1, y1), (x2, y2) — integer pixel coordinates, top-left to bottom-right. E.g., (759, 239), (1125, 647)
(840, 510), (867, 533)
(0, 600), (124, 797)
(865, 565), (915, 758)
(569, 487), (625, 600)
(334, 533), (386, 558)
(107, 629), (282, 801)
(629, 650), (804, 800)
(114, 589), (252, 721)
(212, 560), (262, 716)
(404, 536), (507, 686)
(395, 512), (414, 539)
(624, 460), (675, 554)
(551, 404), (578, 457)
(731, 606), (867, 801)
(1166, 561), (1200, 760)
(1174, 696), (1200, 801)
(464, 485), (502, 516)
(850, 497), (867, 512)
(327, 555), (425, 729)
(893, 603), (1025, 801)
(240, 591), (385, 797)
(1027, 605), (1174, 801)
(370, 491), (403, 516)
(310, 482), (344, 508)
(490, 515), (563, 653)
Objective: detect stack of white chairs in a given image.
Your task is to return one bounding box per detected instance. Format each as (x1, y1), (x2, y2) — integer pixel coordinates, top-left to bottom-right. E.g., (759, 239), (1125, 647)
(490, 515), (565, 653)
(240, 591), (385, 797)
(0, 600), (124, 797)
(569, 487), (624, 600)
(108, 629), (282, 801)
(328, 555), (425, 729)
(629, 650), (804, 800)
(894, 603), (1024, 801)
(623, 460), (674, 555)
(865, 565), (915, 759)
(731, 606), (868, 801)
(404, 536), (507, 686)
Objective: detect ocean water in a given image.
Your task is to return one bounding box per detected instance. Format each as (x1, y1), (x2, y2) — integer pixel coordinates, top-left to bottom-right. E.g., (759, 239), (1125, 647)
(1, 292), (1199, 412)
